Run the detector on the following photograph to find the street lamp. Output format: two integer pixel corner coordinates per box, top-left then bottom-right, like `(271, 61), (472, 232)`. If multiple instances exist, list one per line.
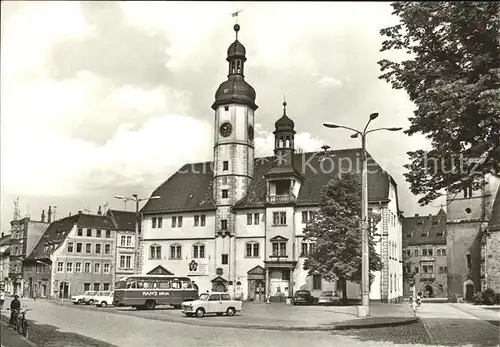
(114, 194), (161, 275)
(323, 114), (402, 317)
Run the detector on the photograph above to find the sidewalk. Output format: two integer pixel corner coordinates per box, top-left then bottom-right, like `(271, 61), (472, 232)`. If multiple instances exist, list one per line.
(0, 321), (37, 347)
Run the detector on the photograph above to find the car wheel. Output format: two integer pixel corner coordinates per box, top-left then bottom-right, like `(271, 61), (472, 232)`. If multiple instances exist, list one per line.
(101, 301), (108, 308)
(77, 299), (84, 305)
(195, 308), (205, 317)
(88, 300), (94, 305)
(226, 307), (236, 316)
(145, 300), (156, 310)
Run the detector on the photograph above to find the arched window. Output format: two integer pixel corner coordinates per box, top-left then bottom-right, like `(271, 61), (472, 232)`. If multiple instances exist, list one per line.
(245, 241), (259, 257)
(231, 61), (236, 74)
(236, 60), (241, 73)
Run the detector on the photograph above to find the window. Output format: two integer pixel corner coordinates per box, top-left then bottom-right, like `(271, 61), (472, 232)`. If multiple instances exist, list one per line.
(84, 262), (91, 273)
(439, 266), (444, 274)
(301, 242), (312, 256)
(193, 244), (205, 258)
(423, 249), (428, 256)
(428, 249), (433, 256)
(272, 212), (287, 225)
(93, 283), (100, 291)
(150, 245), (162, 259)
(95, 244), (101, 254)
(224, 106), (229, 111)
(223, 161), (229, 170)
(272, 242), (287, 256)
(57, 262), (64, 272)
(104, 244), (111, 255)
(221, 219), (228, 230)
(77, 228), (83, 236)
(221, 254), (229, 265)
(247, 213), (253, 225)
(194, 215), (200, 226)
(86, 243), (92, 254)
(254, 213), (259, 224)
(466, 254), (472, 270)
(413, 249), (419, 256)
(105, 230), (111, 238)
(152, 217), (157, 228)
(313, 275), (322, 290)
(120, 255), (132, 269)
(67, 242), (74, 253)
(120, 236), (132, 247)
(302, 211), (316, 223)
(200, 215), (206, 227)
(94, 263), (101, 273)
(222, 189), (228, 198)
(245, 242), (259, 257)
(444, 266), (448, 273)
(438, 284), (444, 293)
(172, 216), (183, 227)
(414, 266), (419, 273)
(157, 217), (163, 228)
(422, 265), (433, 273)
(75, 262), (82, 273)
(66, 262), (73, 273)
(421, 233), (427, 238)
(87, 228), (92, 237)
(103, 263), (110, 273)
(96, 229), (102, 238)
(440, 249), (446, 256)
(222, 176), (228, 185)
(221, 293), (231, 300)
(170, 245), (182, 259)
(84, 283), (91, 291)
(103, 283), (110, 291)
(209, 294), (221, 301)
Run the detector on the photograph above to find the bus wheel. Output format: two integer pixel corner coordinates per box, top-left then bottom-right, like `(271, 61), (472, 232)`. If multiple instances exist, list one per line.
(145, 300), (156, 310)
(195, 308), (205, 317)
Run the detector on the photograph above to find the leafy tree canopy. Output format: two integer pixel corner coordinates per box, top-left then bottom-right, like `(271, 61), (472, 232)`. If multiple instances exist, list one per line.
(302, 172), (382, 284)
(378, 2), (500, 206)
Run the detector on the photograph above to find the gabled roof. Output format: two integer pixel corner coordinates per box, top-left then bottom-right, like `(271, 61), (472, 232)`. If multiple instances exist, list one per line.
(26, 212), (115, 261)
(141, 149), (393, 214)
(107, 209), (136, 231)
(403, 209), (447, 245)
(487, 186), (500, 230)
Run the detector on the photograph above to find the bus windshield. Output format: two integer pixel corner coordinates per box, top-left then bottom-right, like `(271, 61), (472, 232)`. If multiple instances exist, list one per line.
(115, 281), (127, 289)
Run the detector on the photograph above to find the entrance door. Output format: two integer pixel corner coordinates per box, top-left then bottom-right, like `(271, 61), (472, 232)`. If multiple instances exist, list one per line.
(59, 282), (69, 299)
(425, 285), (433, 298)
(465, 284), (474, 302)
(254, 280), (265, 302)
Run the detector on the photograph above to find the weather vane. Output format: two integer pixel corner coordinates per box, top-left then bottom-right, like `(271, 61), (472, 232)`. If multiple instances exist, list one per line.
(232, 9), (243, 24)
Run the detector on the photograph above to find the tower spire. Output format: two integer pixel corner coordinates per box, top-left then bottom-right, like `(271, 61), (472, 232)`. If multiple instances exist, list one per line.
(283, 96), (287, 116)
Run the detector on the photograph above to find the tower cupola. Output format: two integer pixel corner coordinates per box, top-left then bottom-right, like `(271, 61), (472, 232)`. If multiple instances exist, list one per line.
(212, 24), (258, 111)
(273, 100), (296, 167)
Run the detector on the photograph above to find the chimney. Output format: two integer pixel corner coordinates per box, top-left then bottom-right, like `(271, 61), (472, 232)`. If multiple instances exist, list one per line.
(69, 212), (72, 217)
(41, 209), (45, 223)
(1, 232), (3, 238)
(48, 206), (52, 223)
(78, 210), (82, 215)
(98, 206), (102, 216)
(415, 214), (419, 217)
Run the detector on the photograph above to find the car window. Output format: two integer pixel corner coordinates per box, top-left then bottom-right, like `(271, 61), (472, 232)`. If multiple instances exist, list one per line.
(221, 294), (231, 301)
(209, 294), (221, 301)
(199, 293), (209, 301)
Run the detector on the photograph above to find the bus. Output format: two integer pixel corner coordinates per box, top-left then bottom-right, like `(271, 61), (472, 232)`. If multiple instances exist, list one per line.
(113, 275), (199, 310)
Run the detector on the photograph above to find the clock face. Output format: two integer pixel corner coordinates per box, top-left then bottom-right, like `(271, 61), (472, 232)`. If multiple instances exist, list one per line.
(220, 122), (232, 137)
(248, 126), (254, 140)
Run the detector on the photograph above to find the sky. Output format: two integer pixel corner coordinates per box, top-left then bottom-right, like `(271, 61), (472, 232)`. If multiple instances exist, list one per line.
(0, 1), (445, 233)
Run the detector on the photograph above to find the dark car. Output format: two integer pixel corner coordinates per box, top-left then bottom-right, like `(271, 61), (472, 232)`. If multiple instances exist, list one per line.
(292, 290), (314, 305)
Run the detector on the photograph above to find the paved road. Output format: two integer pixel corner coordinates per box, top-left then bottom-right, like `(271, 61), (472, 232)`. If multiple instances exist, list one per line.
(1, 301), (498, 347)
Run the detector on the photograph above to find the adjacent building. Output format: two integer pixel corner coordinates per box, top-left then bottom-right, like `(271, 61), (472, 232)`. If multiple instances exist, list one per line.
(482, 183), (500, 293)
(139, 23), (404, 303)
(25, 211), (116, 298)
(0, 233), (12, 295)
(446, 173), (500, 302)
(402, 209), (447, 298)
(9, 210), (50, 296)
(106, 209), (137, 283)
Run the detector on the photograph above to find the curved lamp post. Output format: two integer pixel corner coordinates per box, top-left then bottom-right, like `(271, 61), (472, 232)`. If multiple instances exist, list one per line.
(114, 195), (161, 275)
(324, 113), (402, 317)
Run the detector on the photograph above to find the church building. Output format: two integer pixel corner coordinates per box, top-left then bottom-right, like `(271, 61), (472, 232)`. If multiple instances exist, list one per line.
(139, 24), (404, 303)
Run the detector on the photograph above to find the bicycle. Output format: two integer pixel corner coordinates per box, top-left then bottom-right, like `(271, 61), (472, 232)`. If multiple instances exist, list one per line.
(16, 308), (31, 338)
(9, 308), (20, 330)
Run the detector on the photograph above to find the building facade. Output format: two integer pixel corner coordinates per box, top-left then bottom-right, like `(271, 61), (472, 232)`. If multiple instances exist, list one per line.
(106, 209), (137, 283)
(446, 173), (500, 302)
(402, 209), (447, 298)
(0, 233), (12, 295)
(139, 23), (403, 303)
(9, 210), (50, 297)
(25, 211), (116, 298)
(482, 182), (500, 293)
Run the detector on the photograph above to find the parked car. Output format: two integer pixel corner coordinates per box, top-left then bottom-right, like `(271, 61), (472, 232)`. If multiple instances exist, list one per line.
(94, 291), (114, 308)
(71, 291), (97, 305)
(317, 291), (341, 305)
(181, 292), (243, 317)
(292, 290), (314, 305)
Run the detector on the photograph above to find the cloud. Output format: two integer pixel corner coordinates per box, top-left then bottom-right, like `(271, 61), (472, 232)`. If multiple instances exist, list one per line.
(317, 76), (343, 89)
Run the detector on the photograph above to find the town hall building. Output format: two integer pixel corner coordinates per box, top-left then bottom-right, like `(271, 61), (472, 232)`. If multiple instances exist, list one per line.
(139, 24), (404, 303)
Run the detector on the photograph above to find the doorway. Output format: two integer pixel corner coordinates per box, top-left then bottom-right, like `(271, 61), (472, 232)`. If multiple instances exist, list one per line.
(59, 281), (70, 299)
(465, 283), (474, 302)
(425, 284), (433, 298)
(253, 280), (265, 302)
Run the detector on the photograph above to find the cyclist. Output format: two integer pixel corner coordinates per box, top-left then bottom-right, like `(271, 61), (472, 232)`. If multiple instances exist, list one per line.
(9, 295), (21, 327)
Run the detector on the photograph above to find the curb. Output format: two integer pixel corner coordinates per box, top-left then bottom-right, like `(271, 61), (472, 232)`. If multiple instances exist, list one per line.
(46, 300), (420, 331)
(0, 318), (38, 347)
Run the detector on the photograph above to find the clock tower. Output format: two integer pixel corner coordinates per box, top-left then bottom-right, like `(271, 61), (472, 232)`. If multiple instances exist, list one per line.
(211, 24), (257, 291)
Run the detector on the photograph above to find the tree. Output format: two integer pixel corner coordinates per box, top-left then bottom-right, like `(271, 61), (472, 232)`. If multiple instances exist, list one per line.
(378, 2), (500, 206)
(302, 172), (382, 299)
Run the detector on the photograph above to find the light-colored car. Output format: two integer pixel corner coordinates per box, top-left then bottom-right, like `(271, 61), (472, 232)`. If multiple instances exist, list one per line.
(181, 292), (243, 318)
(94, 291), (113, 308)
(71, 291), (97, 305)
(317, 291), (341, 305)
